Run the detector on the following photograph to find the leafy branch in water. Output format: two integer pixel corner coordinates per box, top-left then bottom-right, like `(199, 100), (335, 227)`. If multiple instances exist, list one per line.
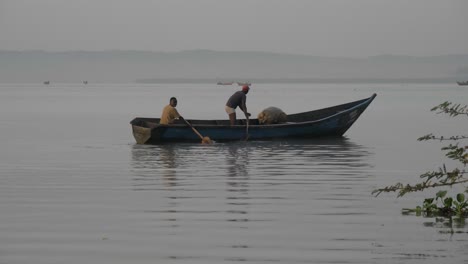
(372, 169), (468, 197)
(418, 134), (468, 141)
(372, 101), (468, 219)
(431, 101), (468, 117)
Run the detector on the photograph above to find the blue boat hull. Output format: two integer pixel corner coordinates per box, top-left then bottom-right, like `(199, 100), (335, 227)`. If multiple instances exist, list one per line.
(130, 94), (376, 144)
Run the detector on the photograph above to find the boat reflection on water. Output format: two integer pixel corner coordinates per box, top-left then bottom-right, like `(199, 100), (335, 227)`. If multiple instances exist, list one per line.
(130, 138), (374, 258)
(130, 138), (374, 190)
(130, 138), (373, 216)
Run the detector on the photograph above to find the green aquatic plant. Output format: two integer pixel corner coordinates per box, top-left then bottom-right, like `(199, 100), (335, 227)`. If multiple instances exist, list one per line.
(454, 193), (468, 218)
(373, 102), (468, 220)
(401, 190), (468, 218)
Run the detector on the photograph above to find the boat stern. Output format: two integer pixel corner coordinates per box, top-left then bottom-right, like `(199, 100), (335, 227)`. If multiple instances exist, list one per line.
(132, 125), (152, 144)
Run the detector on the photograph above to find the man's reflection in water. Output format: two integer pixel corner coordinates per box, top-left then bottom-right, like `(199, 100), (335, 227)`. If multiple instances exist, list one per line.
(131, 144), (180, 228)
(226, 143), (250, 177)
(224, 143), (251, 238)
(158, 145), (178, 187)
(131, 144), (178, 189)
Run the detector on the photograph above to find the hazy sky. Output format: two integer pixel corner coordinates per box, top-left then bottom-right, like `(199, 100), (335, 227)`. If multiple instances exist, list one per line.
(1, 0), (467, 57)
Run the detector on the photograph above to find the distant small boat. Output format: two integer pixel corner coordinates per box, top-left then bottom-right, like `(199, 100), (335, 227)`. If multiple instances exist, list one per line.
(457, 81), (468, 86)
(43, 81), (50, 85)
(237, 82), (251, 86)
(83, 81), (88, 85)
(217, 82), (233, 85)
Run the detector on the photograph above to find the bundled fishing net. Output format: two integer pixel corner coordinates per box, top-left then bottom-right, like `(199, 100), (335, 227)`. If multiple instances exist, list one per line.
(257, 107), (287, 124)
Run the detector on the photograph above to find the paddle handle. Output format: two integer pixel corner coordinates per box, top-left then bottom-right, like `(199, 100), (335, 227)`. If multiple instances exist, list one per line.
(183, 119), (204, 140)
(244, 112), (249, 140)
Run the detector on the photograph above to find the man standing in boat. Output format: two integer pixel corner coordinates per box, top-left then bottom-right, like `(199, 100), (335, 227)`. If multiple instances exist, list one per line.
(225, 85), (251, 126)
(160, 97), (183, 124)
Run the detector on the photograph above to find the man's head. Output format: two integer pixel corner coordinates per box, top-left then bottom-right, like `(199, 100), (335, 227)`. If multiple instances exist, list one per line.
(242, 85), (250, 94)
(170, 97), (178, 107)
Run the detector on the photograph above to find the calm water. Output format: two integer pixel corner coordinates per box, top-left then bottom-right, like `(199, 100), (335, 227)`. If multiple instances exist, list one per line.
(0, 83), (467, 264)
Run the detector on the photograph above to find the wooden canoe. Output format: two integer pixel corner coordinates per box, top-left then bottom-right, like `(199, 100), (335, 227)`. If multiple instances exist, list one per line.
(130, 93), (377, 144)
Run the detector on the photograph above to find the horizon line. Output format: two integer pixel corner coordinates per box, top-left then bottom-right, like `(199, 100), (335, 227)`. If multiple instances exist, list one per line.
(1, 49), (467, 59)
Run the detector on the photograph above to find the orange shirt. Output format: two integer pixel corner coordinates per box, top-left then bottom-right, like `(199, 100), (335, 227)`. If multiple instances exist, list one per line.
(160, 104), (180, 124)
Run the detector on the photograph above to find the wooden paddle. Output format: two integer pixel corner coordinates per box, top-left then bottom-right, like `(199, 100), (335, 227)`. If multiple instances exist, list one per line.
(244, 112), (250, 141)
(182, 118), (213, 144)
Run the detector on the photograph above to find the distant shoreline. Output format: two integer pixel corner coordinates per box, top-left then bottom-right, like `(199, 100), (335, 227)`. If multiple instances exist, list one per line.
(135, 77), (460, 84)
(0, 78), (462, 85)
(1, 50), (467, 83)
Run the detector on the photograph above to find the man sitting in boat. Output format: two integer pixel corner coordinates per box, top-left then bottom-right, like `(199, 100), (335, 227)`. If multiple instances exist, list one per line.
(160, 97), (183, 125)
(225, 85), (251, 126)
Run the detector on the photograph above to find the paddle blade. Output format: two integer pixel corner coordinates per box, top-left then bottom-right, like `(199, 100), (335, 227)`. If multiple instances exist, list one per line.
(201, 136), (213, 144)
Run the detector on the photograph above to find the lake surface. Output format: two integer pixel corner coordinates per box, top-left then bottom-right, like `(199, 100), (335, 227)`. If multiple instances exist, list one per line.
(0, 82), (467, 264)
